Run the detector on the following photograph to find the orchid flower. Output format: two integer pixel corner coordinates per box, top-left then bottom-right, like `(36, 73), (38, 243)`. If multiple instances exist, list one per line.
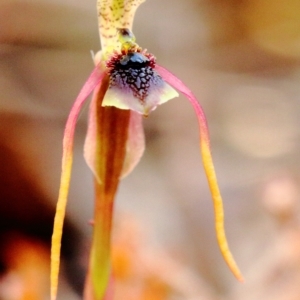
(51, 0), (243, 299)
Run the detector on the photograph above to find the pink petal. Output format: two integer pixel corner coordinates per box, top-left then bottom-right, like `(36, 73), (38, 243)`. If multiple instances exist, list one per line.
(155, 64), (244, 282)
(84, 83), (102, 183)
(84, 90), (145, 182)
(120, 111), (145, 178)
(51, 65), (105, 300)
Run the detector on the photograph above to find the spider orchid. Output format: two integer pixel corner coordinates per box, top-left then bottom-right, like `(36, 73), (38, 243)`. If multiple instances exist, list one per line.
(51, 0), (243, 299)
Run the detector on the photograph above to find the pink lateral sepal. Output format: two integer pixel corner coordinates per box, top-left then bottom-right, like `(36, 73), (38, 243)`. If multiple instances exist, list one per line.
(155, 64), (244, 282)
(51, 65), (106, 300)
(155, 65), (209, 137)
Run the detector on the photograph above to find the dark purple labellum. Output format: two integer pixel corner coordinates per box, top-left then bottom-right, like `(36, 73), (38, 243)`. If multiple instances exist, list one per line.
(107, 50), (165, 104)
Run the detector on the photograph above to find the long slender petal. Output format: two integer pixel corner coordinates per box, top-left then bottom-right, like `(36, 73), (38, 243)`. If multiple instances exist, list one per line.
(155, 64), (244, 282)
(51, 66), (105, 300)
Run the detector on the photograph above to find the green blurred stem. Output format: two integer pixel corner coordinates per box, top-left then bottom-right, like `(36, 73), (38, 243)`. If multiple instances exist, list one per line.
(84, 77), (130, 299)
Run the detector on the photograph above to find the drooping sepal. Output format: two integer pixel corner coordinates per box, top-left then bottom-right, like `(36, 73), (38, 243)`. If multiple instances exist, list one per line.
(51, 66), (105, 300)
(155, 64), (244, 282)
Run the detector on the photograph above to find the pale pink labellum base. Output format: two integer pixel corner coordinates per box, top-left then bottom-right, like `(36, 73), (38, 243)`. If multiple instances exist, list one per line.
(51, 65), (106, 300)
(155, 64), (244, 282)
(102, 78), (178, 116)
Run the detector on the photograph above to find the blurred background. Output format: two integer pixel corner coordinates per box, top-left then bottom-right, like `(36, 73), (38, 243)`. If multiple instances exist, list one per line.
(1, 0), (300, 299)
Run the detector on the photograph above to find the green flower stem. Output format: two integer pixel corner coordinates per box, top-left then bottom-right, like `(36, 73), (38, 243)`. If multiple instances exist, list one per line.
(85, 77), (130, 299)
